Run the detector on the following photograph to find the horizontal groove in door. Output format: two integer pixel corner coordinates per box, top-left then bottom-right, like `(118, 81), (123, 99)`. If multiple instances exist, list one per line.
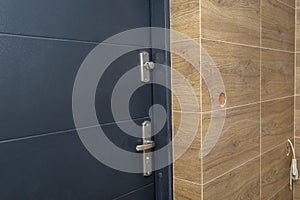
(0, 0), (151, 46)
(0, 120), (154, 200)
(0, 35), (152, 140)
(113, 183), (155, 200)
(0, 116), (151, 144)
(0, 32), (152, 48)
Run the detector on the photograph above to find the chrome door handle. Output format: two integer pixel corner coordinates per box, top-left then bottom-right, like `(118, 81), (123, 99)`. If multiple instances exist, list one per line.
(136, 121), (154, 176)
(136, 140), (155, 151)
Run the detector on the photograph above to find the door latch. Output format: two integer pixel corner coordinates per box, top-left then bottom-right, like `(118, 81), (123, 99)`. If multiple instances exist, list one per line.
(140, 52), (155, 83)
(136, 121), (155, 176)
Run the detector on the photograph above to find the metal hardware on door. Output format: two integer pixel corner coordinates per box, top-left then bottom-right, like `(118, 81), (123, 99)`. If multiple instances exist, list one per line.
(140, 52), (155, 83)
(136, 141), (155, 151)
(136, 121), (155, 176)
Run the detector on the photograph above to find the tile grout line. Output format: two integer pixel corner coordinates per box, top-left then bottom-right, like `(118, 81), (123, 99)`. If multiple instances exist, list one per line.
(199, 0), (203, 198)
(169, 0), (175, 196)
(202, 139), (290, 186)
(202, 154), (260, 186)
(171, 37), (200, 44)
(174, 36), (295, 54)
(257, 95), (293, 103)
(173, 94), (295, 115)
(267, 183), (290, 200)
(294, 3), (297, 199)
(201, 95), (294, 114)
(174, 177), (202, 186)
(259, 0), (262, 198)
(263, 135), (294, 155)
(276, 0), (296, 9)
(202, 37), (295, 54)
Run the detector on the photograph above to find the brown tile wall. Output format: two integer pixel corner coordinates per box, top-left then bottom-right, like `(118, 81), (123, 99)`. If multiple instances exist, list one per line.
(295, 1), (300, 200)
(171, 0), (295, 199)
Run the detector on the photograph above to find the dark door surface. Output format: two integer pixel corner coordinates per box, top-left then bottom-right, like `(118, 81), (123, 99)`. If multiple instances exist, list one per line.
(0, 0), (171, 199)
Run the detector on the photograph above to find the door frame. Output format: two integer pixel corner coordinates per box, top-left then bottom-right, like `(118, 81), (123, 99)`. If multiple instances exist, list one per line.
(150, 0), (173, 199)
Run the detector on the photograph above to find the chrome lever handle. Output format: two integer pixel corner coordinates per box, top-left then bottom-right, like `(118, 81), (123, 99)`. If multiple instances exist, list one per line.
(137, 121), (154, 176)
(136, 140), (155, 152)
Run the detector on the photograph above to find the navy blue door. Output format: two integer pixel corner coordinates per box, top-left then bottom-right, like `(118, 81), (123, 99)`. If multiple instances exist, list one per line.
(0, 1), (171, 199)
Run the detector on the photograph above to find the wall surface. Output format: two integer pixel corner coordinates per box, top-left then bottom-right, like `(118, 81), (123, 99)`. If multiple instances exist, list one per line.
(295, 1), (300, 199)
(171, 0), (295, 199)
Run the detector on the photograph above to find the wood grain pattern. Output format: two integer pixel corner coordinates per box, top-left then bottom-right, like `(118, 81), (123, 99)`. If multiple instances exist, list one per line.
(279, 0), (295, 7)
(262, 0), (295, 51)
(294, 182), (300, 200)
(202, 0), (260, 46)
(261, 49), (294, 101)
(295, 138), (300, 199)
(261, 143), (292, 200)
(261, 97), (294, 153)
(173, 112), (201, 183)
(202, 104), (260, 183)
(202, 40), (260, 111)
(297, 10), (300, 51)
(268, 184), (292, 200)
(296, 54), (300, 94)
(296, 97), (300, 137)
(170, 0), (199, 41)
(174, 178), (201, 200)
(171, 0), (296, 198)
(171, 40), (200, 112)
(203, 158), (260, 200)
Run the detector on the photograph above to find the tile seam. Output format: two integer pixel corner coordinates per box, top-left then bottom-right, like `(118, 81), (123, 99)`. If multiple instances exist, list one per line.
(276, 0), (296, 9)
(174, 177), (202, 186)
(259, 0), (262, 198)
(202, 139), (290, 186)
(202, 37), (295, 53)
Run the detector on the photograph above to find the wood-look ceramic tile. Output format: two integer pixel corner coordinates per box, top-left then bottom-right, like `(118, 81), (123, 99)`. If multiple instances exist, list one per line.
(174, 178), (201, 200)
(297, 10), (300, 51)
(296, 54), (300, 94)
(261, 49), (294, 101)
(262, 0), (295, 51)
(173, 112), (201, 183)
(203, 158), (260, 200)
(202, 40), (260, 111)
(170, 0), (199, 41)
(296, 97), (300, 137)
(261, 143), (292, 200)
(202, 0), (260, 46)
(295, 138), (300, 199)
(268, 184), (292, 200)
(261, 97), (294, 153)
(280, 0), (295, 7)
(172, 40), (200, 112)
(202, 104), (260, 183)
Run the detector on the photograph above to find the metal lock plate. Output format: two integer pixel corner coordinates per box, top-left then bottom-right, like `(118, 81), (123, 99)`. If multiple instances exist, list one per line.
(140, 52), (154, 83)
(136, 121), (155, 176)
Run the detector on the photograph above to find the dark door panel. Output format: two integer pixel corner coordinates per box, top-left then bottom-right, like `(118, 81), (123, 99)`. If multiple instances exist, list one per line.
(0, 0), (150, 44)
(0, 119), (153, 200)
(114, 184), (155, 200)
(0, 36), (151, 140)
(0, 0), (172, 199)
